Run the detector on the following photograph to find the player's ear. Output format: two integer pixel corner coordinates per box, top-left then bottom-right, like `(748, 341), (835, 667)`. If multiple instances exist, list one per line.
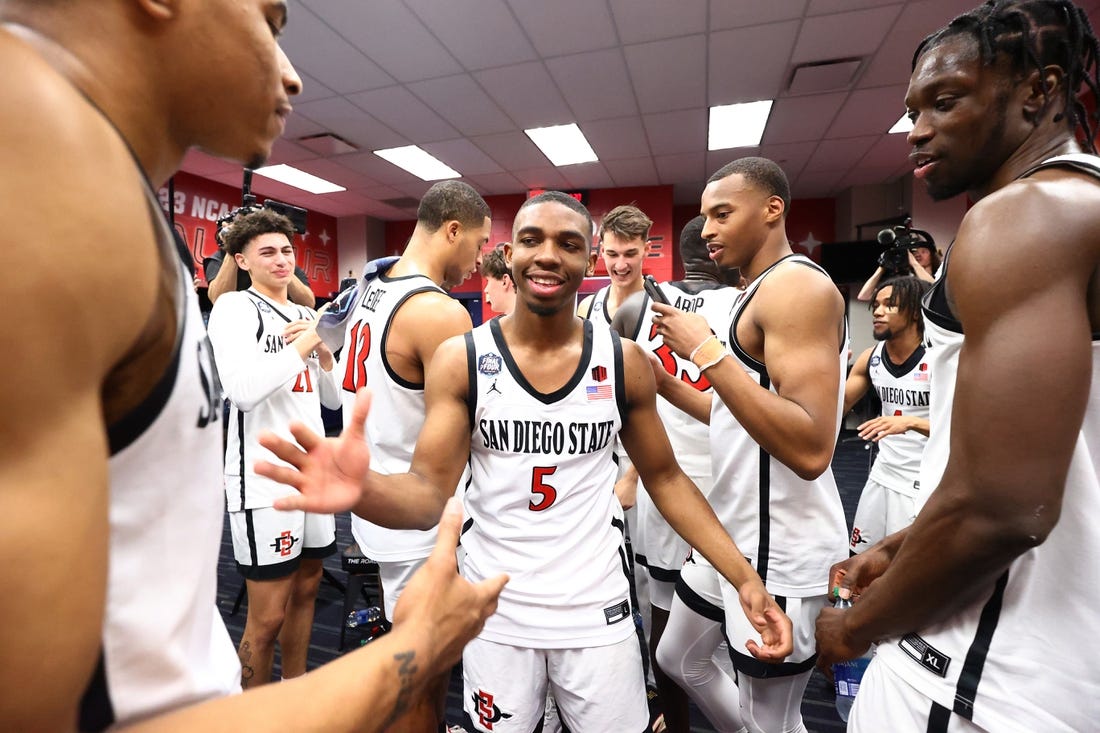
(135, 0), (177, 22)
(586, 246), (597, 277)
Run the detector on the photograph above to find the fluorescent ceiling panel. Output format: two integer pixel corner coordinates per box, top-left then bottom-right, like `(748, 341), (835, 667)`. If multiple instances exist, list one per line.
(708, 100), (773, 150)
(889, 114), (914, 134)
(374, 145), (461, 181)
(252, 164), (346, 194)
(524, 123), (599, 166)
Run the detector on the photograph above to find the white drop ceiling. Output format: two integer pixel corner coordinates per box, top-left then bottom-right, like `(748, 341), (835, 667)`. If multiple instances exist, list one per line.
(181, 0), (1100, 220)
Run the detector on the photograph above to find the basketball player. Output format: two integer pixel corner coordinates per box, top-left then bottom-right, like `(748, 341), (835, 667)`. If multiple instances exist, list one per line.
(652, 157), (849, 733)
(610, 215), (741, 733)
(577, 204), (652, 323)
(257, 191), (793, 732)
(844, 276), (931, 554)
(481, 243), (517, 315)
(815, 2), (1100, 730)
(335, 178), (490, 730)
(0, 2), (504, 730)
(206, 207), (340, 687)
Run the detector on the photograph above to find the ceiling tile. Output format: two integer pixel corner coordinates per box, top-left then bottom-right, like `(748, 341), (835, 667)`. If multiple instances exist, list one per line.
(826, 84), (908, 137)
(512, 167), (573, 190)
(582, 117), (651, 161)
(422, 139), (505, 176)
(547, 49), (638, 122)
(294, 96), (408, 150)
(301, 0), (462, 83)
(347, 86), (460, 143)
(857, 0), (980, 88)
(561, 162), (615, 190)
(708, 21), (801, 104)
(339, 152), (422, 185)
(405, 0), (537, 70)
(654, 152), (706, 184)
(610, 0), (707, 44)
(643, 109), (707, 156)
(857, 133), (910, 168)
(804, 135), (878, 172)
(710, 0), (808, 29)
(790, 6), (902, 65)
(279, 4), (393, 93)
(509, 0), (617, 56)
(467, 172), (526, 196)
(604, 157), (660, 187)
(472, 131), (551, 170)
(763, 92), (847, 144)
(475, 62), (574, 129)
(624, 35), (707, 113)
(406, 74), (515, 137)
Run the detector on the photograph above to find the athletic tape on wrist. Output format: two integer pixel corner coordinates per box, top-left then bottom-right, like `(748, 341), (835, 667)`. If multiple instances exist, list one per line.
(689, 335), (726, 372)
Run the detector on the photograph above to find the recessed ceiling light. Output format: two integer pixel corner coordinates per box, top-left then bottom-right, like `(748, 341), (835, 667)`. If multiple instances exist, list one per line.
(524, 123), (598, 167)
(252, 164), (346, 194)
(374, 145), (461, 181)
(889, 114), (914, 134)
(708, 101), (773, 150)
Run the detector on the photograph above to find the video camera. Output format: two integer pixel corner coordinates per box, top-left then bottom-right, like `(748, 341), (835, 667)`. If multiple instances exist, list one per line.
(215, 169), (309, 248)
(876, 219), (935, 275)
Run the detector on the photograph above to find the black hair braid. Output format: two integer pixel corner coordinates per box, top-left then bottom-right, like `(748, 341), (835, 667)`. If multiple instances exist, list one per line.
(914, 1), (1100, 153)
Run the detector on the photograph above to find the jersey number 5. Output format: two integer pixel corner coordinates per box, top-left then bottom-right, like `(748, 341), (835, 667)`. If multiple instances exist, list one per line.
(529, 466), (558, 511)
(341, 320), (371, 392)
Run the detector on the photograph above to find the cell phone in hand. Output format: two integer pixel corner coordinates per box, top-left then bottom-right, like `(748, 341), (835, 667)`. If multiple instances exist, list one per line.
(643, 274), (670, 305)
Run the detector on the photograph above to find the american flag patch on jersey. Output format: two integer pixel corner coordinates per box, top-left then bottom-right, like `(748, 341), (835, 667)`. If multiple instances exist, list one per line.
(586, 384), (612, 401)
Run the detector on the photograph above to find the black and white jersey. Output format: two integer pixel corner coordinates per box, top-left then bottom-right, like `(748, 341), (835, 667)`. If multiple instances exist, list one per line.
(207, 290), (341, 511)
(582, 284), (613, 326)
(874, 155), (1100, 732)
(336, 270), (443, 561)
(463, 318), (635, 648)
(708, 255), (848, 597)
(866, 340), (930, 495)
(81, 187), (239, 730)
(628, 280), (740, 477)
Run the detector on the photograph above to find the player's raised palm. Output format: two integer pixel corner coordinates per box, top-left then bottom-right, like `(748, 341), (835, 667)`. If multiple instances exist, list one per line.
(256, 388), (373, 514)
(737, 580), (794, 662)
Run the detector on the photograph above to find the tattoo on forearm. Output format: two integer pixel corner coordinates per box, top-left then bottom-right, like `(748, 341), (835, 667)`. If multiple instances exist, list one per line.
(382, 651), (419, 727)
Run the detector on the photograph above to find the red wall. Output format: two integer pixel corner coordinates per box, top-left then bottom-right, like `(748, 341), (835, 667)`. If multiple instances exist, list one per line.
(159, 171), (340, 297)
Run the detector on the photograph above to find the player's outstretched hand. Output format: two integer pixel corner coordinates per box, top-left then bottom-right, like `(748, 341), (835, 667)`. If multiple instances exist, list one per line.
(393, 496), (508, 676)
(737, 579), (794, 661)
(256, 388), (373, 513)
(857, 415), (912, 442)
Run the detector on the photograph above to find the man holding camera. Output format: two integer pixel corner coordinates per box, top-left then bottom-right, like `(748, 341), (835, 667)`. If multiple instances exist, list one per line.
(856, 226), (939, 302)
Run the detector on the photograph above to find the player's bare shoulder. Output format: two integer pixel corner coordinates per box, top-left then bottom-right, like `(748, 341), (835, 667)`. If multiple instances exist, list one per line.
(2, 28), (165, 381)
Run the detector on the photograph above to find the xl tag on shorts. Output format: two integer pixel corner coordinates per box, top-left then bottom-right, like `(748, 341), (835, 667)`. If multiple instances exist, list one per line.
(899, 633), (951, 677)
(603, 600), (630, 625)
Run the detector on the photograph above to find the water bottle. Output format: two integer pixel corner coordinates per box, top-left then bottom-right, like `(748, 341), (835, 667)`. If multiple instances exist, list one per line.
(346, 606), (390, 646)
(831, 588), (873, 722)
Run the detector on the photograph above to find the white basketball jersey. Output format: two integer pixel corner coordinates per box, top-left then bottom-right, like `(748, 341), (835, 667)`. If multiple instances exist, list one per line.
(463, 318), (635, 648)
(873, 154), (1100, 731)
(81, 189), (239, 730)
(208, 290), (340, 511)
(584, 284), (613, 326)
(708, 255), (848, 597)
(630, 280), (740, 477)
(337, 271), (442, 560)
(866, 340), (930, 495)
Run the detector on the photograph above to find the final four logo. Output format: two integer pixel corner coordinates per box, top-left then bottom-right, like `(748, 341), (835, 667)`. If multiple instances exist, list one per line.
(478, 352), (502, 376)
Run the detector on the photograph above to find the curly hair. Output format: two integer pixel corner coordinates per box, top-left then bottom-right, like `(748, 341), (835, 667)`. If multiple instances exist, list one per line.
(222, 207), (296, 256)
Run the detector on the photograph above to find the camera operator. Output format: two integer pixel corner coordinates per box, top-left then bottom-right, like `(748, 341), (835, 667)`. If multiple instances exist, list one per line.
(205, 211), (316, 308)
(856, 224), (940, 302)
